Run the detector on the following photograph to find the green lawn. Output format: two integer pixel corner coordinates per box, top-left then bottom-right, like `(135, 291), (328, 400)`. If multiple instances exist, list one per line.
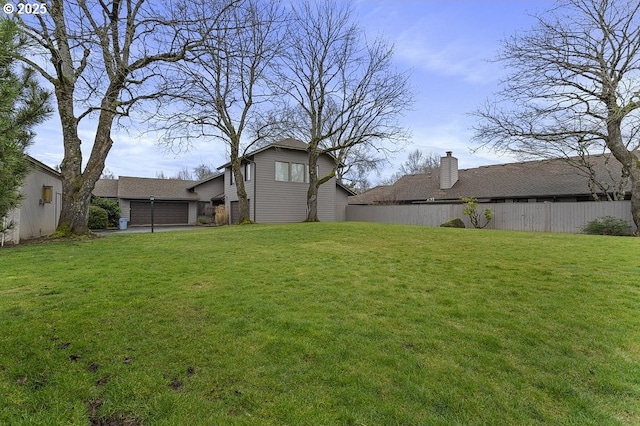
(1, 222), (639, 425)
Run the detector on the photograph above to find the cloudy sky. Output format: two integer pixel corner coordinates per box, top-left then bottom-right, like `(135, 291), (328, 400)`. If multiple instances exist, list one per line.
(27, 0), (554, 183)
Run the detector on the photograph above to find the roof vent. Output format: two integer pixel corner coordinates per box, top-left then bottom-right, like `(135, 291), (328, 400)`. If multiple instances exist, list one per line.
(440, 151), (458, 190)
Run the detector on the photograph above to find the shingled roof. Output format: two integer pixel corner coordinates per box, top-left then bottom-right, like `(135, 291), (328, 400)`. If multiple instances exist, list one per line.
(350, 152), (631, 205)
(93, 177), (200, 201)
(217, 138), (309, 169)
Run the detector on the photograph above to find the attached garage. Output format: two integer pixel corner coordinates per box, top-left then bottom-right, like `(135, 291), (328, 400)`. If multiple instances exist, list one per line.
(129, 201), (189, 225)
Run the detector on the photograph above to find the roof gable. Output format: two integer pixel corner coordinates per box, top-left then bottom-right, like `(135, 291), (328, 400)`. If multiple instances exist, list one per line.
(187, 172), (224, 190)
(26, 155), (61, 179)
(217, 138), (340, 169)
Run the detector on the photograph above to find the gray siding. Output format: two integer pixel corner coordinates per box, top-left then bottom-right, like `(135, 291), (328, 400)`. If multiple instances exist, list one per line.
(335, 186), (350, 221)
(346, 201), (635, 234)
(193, 176), (224, 201)
(225, 164), (256, 222)
(253, 149), (337, 223)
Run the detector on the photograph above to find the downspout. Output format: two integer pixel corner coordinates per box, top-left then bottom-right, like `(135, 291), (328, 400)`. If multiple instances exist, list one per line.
(249, 159), (257, 222)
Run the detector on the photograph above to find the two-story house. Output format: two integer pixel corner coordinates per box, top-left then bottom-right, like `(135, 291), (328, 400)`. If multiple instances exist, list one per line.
(192, 138), (354, 224)
(94, 139), (354, 226)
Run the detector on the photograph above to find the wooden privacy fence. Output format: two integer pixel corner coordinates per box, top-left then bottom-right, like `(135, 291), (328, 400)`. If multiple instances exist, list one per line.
(345, 201), (634, 234)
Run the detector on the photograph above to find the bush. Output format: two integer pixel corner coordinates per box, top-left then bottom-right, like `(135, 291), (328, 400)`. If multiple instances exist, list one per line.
(461, 197), (493, 229)
(91, 197), (121, 227)
(88, 205), (108, 230)
(441, 218), (465, 228)
(582, 216), (630, 236)
(197, 215), (214, 225)
(214, 205), (228, 226)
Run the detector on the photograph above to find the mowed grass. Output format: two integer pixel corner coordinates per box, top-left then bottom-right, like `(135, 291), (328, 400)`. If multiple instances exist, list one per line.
(0, 222), (639, 425)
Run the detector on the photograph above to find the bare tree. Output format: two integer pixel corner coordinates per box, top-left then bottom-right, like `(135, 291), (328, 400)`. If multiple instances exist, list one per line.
(100, 169), (116, 180)
(336, 144), (385, 193)
(399, 149), (440, 175)
(16, 0), (237, 235)
(157, 0), (285, 224)
(277, 1), (412, 222)
(193, 163), (216, 180)
(472, 0), (640, 233)
(381, 149), (439, 185)
(173, 166), (193, 180)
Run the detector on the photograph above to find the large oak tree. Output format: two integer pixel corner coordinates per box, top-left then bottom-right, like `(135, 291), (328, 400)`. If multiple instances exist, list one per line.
(16, 0), (237, 235)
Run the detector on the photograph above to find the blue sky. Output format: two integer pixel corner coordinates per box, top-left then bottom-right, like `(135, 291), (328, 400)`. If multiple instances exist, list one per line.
(27, 0), (554, 183)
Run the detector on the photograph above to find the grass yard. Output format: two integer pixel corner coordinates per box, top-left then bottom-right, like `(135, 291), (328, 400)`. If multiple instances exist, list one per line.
(0, 222), (639, 425)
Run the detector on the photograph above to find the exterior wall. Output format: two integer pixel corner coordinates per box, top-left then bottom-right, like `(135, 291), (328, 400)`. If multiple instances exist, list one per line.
(119, 199), (131, 222)
(5, 167), (63, 243)
(335, 186), (350, 221)
(2, 208), (19, 246)
(193, 176), (224, 201)
(252, 148), (336, 223)
(188, 202), (197, 225)
(346, 200), (635, 234)
(225, 164), (256, 222)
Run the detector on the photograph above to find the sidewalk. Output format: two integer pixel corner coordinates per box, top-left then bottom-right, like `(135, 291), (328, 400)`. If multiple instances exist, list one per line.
(95, 225), (200, 236)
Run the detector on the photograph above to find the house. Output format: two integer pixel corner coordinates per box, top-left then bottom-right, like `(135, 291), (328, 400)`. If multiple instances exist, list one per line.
(193, 138), (355, 224)
(350, 151), (632, 205)
(93, 139), (354, 225)
(2, 156), (62, 245)
(93, 176), (201, 225)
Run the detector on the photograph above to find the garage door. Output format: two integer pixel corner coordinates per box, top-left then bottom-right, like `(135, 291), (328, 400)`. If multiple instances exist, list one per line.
(130, 201), (189, 225)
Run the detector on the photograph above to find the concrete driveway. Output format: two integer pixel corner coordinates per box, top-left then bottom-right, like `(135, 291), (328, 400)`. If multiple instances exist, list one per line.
(95, 225), (202, 236)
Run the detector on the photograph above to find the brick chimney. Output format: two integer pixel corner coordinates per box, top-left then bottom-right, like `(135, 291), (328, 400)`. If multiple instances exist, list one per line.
(439, 151), (458, 190)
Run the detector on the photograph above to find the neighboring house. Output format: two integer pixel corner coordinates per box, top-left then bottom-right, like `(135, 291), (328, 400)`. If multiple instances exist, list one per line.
(212, 138), (355, 224)
(2, 156), (62, 245)
(93, 176), (200, 225)
(92, 139), (354, 226)
(350, 151), (632, 205)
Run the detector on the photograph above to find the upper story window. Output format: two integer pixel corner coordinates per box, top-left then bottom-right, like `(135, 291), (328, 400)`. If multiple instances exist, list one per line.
(275, 161), (289, 181)
(275, 161), (311, 183)
(230, 163), (251, 185)
(291, 163), (305, 183)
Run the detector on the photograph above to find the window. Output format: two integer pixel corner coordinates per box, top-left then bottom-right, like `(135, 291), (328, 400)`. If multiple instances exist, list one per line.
(42, 186), (52, 203)
(244, 163), (251, 181)
(291, 163), (305, 182)
(275, 161), (289, 181)
(230, 169), (235, 185)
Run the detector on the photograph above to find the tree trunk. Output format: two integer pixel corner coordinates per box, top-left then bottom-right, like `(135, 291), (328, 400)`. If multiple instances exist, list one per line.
(305, 150), (319, 222)
(606, 118), (640, 234)
(55, 82), (117, 235)
(230, 155), (251, 224)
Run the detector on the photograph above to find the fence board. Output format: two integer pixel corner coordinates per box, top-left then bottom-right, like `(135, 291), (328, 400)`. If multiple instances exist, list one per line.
(346, 201), (634, 234)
